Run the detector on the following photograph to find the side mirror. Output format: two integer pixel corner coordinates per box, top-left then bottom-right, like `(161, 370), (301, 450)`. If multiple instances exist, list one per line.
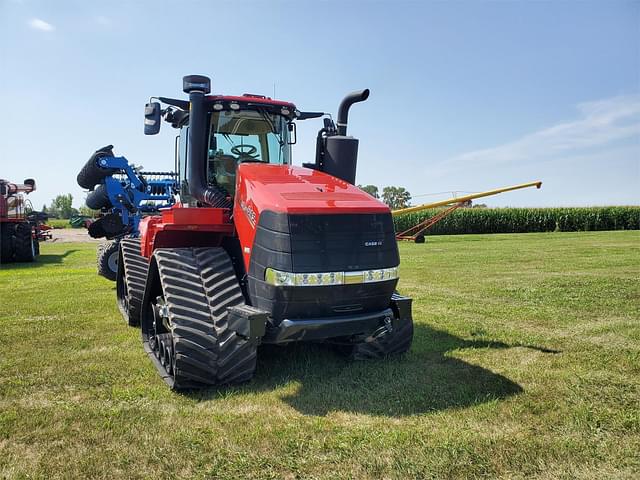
(297, 111), (325, 120)
(144, 102), (161, 135)
(287, 122), (297, 145)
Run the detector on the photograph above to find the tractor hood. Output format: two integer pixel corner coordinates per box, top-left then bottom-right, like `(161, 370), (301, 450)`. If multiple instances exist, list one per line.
(235, 164), (389, 215)
(233, 163), (399, 318)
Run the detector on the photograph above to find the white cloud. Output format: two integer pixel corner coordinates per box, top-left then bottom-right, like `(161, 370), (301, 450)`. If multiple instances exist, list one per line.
(443, 94), (640, 169)
(28, 18), (55, 32)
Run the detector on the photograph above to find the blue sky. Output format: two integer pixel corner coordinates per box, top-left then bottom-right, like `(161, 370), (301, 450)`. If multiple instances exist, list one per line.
(1, 0), (638, 209)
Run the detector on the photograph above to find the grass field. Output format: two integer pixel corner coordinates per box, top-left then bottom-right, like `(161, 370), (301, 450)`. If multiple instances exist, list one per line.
(46, 219), (71, 229)
(1, 231), (638, 479)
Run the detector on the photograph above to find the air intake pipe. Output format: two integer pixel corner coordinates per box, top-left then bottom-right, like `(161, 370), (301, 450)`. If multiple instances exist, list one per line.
(336, 89), (369, 136)
(183, 75), (229, 207)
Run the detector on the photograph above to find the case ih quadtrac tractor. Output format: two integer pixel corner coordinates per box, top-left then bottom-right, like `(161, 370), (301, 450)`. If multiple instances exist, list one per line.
(80, 75), (413, 389)
(0, 178), (39, 263)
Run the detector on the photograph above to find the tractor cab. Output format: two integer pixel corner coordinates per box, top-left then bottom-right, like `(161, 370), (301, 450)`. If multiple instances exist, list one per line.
(166, 93), (297, 203)
(206, 106), (293, 197)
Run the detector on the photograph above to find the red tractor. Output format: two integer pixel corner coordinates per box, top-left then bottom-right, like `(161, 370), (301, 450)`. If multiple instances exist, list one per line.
(80, 75), (413, 389)
(0, 178), (39, 263)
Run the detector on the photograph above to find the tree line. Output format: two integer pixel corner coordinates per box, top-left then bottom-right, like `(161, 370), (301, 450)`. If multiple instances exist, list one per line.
(41, 194), (94, 219)
(358, 185), (411, 210)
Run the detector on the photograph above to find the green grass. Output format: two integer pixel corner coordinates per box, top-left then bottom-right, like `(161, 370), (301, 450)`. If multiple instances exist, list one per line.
(1, 232), (638, 479)
(46, 218), (71, 229)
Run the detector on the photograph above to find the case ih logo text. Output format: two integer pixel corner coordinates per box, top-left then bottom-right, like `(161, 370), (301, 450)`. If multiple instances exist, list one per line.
(364, 240), (383, 247)
(240, 199), (257, 227)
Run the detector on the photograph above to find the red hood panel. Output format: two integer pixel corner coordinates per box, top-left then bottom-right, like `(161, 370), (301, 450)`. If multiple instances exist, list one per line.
(237, 164), (389, 214)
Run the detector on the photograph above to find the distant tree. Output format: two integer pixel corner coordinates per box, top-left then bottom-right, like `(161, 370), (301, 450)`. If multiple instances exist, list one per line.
(78, 205), (98, 217)
(41, 204), (48, 213)
(49, 194), (76, 219)
(382, 186), (411, 210)
(358, 184), (379, 199)
(472, 203), (488, 208)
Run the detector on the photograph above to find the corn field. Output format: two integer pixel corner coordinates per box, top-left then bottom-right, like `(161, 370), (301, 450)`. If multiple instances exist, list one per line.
(393, 206), (640, 236)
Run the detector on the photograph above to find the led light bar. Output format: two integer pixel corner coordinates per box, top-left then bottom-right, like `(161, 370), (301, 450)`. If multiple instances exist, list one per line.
(265, 267), (399, 287)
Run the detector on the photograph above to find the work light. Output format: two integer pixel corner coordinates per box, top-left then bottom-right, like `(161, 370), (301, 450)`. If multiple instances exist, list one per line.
(265, 267), (398, 287)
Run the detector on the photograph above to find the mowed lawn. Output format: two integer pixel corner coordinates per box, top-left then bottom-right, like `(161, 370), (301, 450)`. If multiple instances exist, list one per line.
(0, 231), (638, 479)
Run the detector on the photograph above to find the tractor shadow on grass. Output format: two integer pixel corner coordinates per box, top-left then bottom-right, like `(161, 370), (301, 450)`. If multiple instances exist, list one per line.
(193, 324), (558, 417)
(1, 250), (79, 269)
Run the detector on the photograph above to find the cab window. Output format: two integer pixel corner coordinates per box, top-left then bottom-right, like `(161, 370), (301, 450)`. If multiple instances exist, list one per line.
(208, 109), (291, 196)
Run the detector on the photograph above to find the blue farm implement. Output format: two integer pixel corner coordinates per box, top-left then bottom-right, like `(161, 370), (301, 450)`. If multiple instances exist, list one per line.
(77, 145), (177, 280)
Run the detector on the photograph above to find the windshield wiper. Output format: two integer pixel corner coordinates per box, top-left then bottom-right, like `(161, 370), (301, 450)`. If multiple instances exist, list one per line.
(257, 109), (285, 148)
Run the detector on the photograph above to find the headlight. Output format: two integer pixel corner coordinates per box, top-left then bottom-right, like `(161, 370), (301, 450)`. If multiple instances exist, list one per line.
(264, 267), (398, 287)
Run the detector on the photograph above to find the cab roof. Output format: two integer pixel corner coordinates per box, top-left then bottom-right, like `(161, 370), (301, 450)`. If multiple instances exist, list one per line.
(205, 94), (296, 110)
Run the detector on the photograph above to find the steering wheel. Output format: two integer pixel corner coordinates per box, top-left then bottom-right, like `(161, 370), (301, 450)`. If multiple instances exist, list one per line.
(231, 145), (259, 160)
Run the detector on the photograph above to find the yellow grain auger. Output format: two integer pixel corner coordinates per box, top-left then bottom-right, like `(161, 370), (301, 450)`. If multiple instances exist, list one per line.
(393, 181), (542, 243)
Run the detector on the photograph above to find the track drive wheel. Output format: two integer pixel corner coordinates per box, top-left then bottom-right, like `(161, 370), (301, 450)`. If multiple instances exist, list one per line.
(14, 222), (36, 262)
(97, 240), (119, 281)
(140, 247), (257, 390)
(116, 238), (148, 327)
(1, 223), (15, 263)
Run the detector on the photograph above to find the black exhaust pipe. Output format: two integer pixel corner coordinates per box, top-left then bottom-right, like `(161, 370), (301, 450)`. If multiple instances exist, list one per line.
(183, 75), (229, 207)
(315, 88), (370, 184)
(336, 89), (369, 136)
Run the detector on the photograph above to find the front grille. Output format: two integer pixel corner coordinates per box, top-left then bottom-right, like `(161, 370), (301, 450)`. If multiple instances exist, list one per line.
(248, 210), (399, 320)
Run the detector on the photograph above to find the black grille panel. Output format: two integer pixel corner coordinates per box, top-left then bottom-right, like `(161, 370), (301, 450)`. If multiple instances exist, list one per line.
(248, 211), (399, 320)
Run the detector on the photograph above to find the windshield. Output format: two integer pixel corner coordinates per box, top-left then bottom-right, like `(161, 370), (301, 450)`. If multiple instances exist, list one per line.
(207, 109), (291, 196)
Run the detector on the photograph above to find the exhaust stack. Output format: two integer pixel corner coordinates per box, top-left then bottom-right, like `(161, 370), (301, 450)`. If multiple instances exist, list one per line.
(183, 75), (228, 207)
(336, 89), (370, 136)
(316, 89), (370, 185)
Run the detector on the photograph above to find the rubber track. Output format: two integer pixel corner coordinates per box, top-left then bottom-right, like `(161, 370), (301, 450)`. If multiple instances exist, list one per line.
(350, 320), (413, 359)
(348, 294), (414, 360)
(117, 238), (148, 326)
(97, 240), (119, 281)
(86, 184), (113, 210)
(193, 248), (256, 383)
(14, 222), (36, 262)
(149, 247), (256, 389)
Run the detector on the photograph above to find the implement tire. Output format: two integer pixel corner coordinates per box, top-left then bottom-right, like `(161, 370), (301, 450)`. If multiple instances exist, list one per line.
(116, 238), (148, 327)
(97, 240), (119, 281)
(14, 222), (36, 263)
(77, 145), (116, 190)
(140, 247), (257, 390)
(86, 184), (112, 210)
(1, 223), (15, 263)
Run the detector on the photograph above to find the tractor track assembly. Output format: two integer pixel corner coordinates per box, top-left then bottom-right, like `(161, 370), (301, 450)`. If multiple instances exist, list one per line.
(140, 247), (257, 390)
(116, 238), (148, 326)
